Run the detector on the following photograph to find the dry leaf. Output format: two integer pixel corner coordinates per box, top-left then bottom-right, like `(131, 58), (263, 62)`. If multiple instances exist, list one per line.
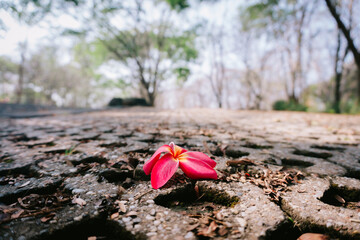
(118, 202), (127, 213)
(17, 181), (31, 189)
(334, 194), (345, 204)
(41, 213), (55, 223)
(110, 212), (119, 220)
(218, 225), (228, 236)
(11, 209), (24, 219)
(226, 158), (254, 167)
(187, 223), (199, 231)
(215, 212), (223, 221)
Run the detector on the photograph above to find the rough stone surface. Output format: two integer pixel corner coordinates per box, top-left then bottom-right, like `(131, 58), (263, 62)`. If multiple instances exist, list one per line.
(0, 108), (359, 239)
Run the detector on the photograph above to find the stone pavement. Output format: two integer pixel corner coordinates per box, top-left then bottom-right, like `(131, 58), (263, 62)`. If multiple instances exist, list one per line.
(0, 108), (359, 240)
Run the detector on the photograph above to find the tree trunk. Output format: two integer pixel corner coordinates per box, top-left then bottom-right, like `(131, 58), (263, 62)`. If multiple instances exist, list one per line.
(333, 30), (342, 114)
(16, 49), (26, 104)
(325, 0), (360, 103)
(334, 72), (341, 113)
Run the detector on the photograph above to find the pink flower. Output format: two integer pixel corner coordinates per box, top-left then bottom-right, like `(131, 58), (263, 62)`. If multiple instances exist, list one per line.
(143, 142), (217, 189)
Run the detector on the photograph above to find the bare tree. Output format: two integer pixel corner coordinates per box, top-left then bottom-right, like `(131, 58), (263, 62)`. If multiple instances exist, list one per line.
(207, 26), (226, 108)
(15, 41), (27, 103)
(325, 0), (360, 103)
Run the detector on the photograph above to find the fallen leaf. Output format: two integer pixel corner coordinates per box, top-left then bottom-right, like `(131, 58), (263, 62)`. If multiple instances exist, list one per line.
(110, 212), (119, 220)
(226, 158), (254, 167)
(218, 225), (228, 236)
(215, 211), (223, 221)
(118, 202), (126, 213)
(11, 209), (24, 219)
(41, 213), (55, 223)
(334, 194), (345, 204)
(187, 223), (199, 231)
(17, 181), (31, 189)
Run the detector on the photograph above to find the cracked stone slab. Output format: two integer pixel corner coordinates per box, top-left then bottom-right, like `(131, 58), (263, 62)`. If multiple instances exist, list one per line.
(117, 180), (285, 240)
(281, 177), (360, 239)
(0, 174), (121, 240)
(0, 177), (63, 204)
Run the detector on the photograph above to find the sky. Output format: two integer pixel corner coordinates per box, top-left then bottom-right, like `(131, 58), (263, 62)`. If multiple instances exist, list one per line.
(0, 0), (352, 109)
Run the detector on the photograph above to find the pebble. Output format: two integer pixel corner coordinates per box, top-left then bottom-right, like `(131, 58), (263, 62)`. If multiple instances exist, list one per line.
(69, 168), (77, 173)
(133, 218), (141, 224)
(235, 217), (247, 227)
(146, 232), (157, 237)
(86, 191), (95, 195)
(72, 188), (85, 194)
(146, 215), (155, 221)
(150, 209), (156, 216)
(74, 215), (83, 221)
(184, 232), (195, 239)
(246, 206), (256, 213)
(146, 200), (154, 204)
(122, 217), (131, 223)
(134, 224), (141, 230)
(154, 220), (161, 226)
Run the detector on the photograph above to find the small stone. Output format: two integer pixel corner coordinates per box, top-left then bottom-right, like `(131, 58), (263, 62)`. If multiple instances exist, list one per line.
(69, 168), (77, 173)
(231, 208), (239, 214)
(146, 200), (154, 204)
(235, 217), (247, 227)
(74, 215), (83, 221)
(122, 217), (131, 223)
(49, 220), (57, 224)
(17, 236), (26, 240)
(72, 188), (85, 194)
(150, 209), (156, 216)
(154, 220), (161, 226)
(246, 206), (256, 213)
(146, 232), (157, 237)
(86, 191), (95, 195)
(146, 215), (155, 221)
(126, 211), (137, 218)
(184, 232), (195, 239)
(133, 217), (141, 224)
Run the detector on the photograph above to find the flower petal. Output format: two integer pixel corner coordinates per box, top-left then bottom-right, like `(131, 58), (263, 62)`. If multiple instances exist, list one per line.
(169, 142), (187, 157)
(143, 144), (172, 175)
(179, 158), (217, 180)
(151, 153), (179, 189)
(179, 151), (216, 168)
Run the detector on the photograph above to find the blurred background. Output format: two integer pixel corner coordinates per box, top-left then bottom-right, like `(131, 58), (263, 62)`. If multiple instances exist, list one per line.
(0, 0), (359, 113)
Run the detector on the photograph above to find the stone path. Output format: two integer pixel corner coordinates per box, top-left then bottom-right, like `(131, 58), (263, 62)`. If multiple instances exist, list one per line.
(0, 108), (359, 240)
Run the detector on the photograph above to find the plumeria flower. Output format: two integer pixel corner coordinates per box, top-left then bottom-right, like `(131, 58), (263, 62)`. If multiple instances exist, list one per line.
(143, 142), (217, 189)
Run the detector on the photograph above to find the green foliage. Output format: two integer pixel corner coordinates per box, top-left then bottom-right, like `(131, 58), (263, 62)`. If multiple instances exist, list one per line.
(174, 67), (190, 83)
(0, 56), (18, 74)
(239, 0), (293, 35)
(163, 32), (198, 61)
(272, 100), (307, 112)
(165, 0), (190, 11)
(1, 0), (83, 26)
(341, 99), (360, 114)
